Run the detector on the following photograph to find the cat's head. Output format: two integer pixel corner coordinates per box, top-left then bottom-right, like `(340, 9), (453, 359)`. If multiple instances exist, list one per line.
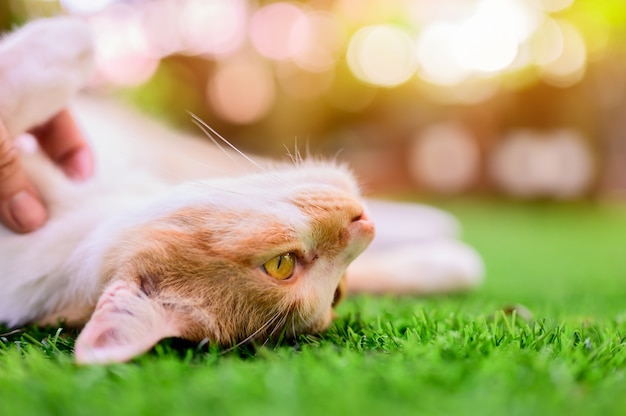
(74, 162), (374, 363)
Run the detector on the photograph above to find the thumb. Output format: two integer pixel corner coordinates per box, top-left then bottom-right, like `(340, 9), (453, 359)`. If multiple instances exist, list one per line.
(0, 119), (47, 233)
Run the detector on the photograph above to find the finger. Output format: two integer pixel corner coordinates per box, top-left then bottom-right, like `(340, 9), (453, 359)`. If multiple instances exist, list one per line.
(31, 109), (94, 180)
(0, 119), (47, 233)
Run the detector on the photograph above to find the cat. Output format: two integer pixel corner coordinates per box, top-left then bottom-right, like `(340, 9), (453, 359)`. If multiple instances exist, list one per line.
(0, 17), (483, 364)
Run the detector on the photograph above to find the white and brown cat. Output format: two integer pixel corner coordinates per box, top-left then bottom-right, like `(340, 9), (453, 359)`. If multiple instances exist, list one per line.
(0, 18), (483, 364)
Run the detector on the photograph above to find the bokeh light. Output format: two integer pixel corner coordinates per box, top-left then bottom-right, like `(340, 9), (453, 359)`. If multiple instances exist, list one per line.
(409, 123), (480, 194)
(207, 56), (276, 124)
(60, 0), (116, 14)
(276, 61), (334, 101)
(347, 25), (418, 87)
(456, 4), (520, 73)
(10, 0), (621, 198)
(416, 22), (470, 86)
(489, 130), (593, 198)
(530, 17), (564, 66)
(538, 19), (586, 87)
(249, 2), (305, 61)
(291, 11), (346, 73)
(142, 0), (185, 57)
(89, 5), (159, 86)
(540, 0), (574, 13)
(178, 0), (247, 57)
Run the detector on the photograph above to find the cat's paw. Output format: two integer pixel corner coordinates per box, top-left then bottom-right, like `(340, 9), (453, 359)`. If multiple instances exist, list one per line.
(0, 17), (94, 136)
(347, 240), (484, 294)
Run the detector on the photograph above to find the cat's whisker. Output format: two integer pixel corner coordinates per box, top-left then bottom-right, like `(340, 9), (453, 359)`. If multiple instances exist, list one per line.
(283, 144), (299, 167)
(297, 136), (310, 166)
(331, 148), (345, 165)
(291, 310), (297, 340)
(305, 137), (312, 161)
(289, 136), (309, 168)
(263, 310), (290, 347)
(188, 112), (265, 172)
(292, 302), (316, 334)
(190, 118), (250, 174)
(292, 137), (302, 167)
(219, 310), (282, 355)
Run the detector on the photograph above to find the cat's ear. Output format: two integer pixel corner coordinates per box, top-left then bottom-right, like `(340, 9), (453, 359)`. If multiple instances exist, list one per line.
(74, 280), (181, 365)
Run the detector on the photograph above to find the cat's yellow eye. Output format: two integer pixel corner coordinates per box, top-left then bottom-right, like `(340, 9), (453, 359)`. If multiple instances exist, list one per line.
(263, 253), (296, 280)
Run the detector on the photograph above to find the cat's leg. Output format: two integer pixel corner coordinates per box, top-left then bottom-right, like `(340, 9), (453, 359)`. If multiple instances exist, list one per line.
(346, 239), (483, 294)
(364, 199), (461, 250)
(0, 17), (94, 136)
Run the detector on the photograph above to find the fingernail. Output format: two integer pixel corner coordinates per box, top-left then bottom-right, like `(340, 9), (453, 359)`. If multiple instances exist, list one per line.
(9, 191), (47, 231)
(64, 148), (94, 181)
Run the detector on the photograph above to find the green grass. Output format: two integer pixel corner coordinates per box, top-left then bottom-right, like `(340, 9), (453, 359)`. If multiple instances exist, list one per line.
(2, 199), (626, 416)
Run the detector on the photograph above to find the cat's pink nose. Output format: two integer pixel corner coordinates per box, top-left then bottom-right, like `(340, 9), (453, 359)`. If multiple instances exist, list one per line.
(351, 211), (369, 223)
(350, 210), (375, 241)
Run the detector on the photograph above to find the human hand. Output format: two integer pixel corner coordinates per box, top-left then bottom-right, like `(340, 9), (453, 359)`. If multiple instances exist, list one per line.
(0, 110), (93, 233)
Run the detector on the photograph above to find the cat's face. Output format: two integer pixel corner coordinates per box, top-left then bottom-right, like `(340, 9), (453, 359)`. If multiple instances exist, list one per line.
(74, 163), (374, 363)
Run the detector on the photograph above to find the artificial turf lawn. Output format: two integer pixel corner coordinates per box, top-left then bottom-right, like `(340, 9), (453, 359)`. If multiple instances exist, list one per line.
(1, 199), (626, 416)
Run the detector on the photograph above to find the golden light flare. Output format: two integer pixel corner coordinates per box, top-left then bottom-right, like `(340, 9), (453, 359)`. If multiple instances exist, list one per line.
(347, 25), (418, 87)
(539, 0), (574, 13)
(538, 19), (587, 87)
(530, 17), (564, 66)
(416, 22), (470, 86)
(455, 5), (521, 73)
(55, 0), (594, 101)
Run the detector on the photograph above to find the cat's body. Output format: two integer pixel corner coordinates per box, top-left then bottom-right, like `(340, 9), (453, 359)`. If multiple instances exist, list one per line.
(0, 18), (483, 364)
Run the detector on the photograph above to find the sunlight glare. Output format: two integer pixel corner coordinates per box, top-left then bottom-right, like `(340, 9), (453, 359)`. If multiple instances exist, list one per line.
(416, 22), (470, 86)
(456, 10), (518, 73)
(477, 0), (543, 43)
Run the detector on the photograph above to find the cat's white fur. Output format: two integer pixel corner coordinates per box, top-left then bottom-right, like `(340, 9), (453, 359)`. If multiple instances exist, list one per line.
(0, 18), (483, 362)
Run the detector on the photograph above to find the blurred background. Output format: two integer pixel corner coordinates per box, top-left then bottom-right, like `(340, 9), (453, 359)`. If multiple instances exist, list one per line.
(2, 0), (626, 199)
